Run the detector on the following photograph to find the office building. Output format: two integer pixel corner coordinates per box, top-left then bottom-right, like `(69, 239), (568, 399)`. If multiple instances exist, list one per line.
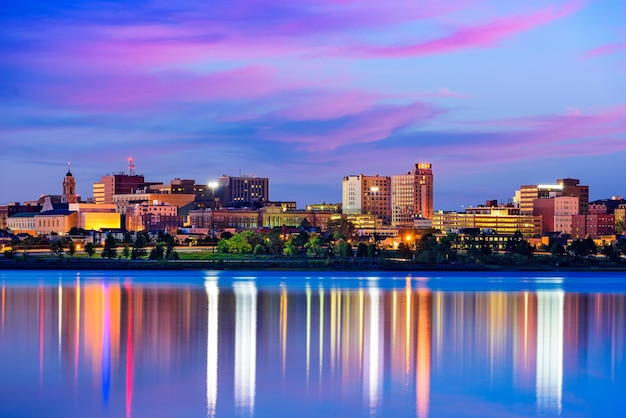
(391, 162), (434, 227)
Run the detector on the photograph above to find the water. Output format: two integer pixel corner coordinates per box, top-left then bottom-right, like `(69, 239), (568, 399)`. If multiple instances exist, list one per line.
(1, 270), (625, 417)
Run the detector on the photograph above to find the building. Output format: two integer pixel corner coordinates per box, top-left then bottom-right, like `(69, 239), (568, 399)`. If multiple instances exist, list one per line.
(260, 206), (335, 231)
(571, 214), (615, 239)
(558, 178), (589, 215)
(342, 175), (363, 215)
(391, 162), (434, 227)
(34, 209), (77, 236)
(93, 173), (146, 204)
(126, 201), (184, 233)
(68, 203), (121, 231)
(532, 196), (578, 235)
(432, 207), (542, 237)
(519, 184), (563, 216)
(62, 163), (78, 204)
(7, 212), (37, 236)
(518, 178), (588, 216)
(305, 203), (341, 213)
(217, 175), (269, 207)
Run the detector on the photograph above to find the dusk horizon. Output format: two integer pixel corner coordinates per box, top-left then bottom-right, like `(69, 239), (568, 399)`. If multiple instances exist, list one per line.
(2, 0), (625, 210)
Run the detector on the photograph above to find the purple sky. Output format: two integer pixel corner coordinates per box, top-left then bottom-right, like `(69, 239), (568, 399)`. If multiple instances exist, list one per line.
(1, 0), (625, 209)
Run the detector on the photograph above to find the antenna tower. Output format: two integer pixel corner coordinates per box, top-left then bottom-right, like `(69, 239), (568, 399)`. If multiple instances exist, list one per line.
(128, 157), (136, 176)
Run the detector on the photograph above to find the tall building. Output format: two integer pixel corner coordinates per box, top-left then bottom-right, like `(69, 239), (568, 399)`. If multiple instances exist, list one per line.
(93, 173), (145, 204)
(217, 175), (269, 207)
(62, 163), (78, 204)
(558, 178), (589, 215)
(518, 178), (588, 216)
(342, 175), (363, 215)
(391, 162), (434, 227)
(361, 175), (391, 224)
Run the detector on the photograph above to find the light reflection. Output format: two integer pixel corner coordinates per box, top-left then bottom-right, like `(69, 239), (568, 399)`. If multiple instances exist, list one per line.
(0, 274), (624, 417)
(234, 282), (257, 416)
(205, 279), (219, 418)
(536, 291), (564, 415)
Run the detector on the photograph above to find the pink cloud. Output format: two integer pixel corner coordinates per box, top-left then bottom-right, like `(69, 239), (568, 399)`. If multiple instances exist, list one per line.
(267, 101), (442, 151)
(583, 42), (626, 59)
(346, 1), (583, 57)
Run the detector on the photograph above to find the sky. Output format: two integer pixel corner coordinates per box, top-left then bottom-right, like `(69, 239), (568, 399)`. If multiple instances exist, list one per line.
(1, 0), (625, 210)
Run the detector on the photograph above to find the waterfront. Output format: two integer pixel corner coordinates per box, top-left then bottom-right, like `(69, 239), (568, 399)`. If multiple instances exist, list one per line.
(1, 271), (625, 417)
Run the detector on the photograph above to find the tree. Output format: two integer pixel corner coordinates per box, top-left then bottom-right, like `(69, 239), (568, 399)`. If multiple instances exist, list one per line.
(367, 243), (376, 258)
(334, 239), (352, 258)
(268, 229), (284, 255)
(84, 242), (96, 258)
(227, 233), (253, 254)
(149, 243), (165, 260)
(283, 238), (298, 258)
(122, 244), (131, 259)
(356, 242), (368, 258)
(131, 233), (148, 260)
(304, 234), (323, 258)
(549, 242), (566, 257)
(582, 237), (597, 256)
(505, 230), (533, 257)
(50, 240), (64, 257)
(397, 243), (412, 259)
(253, 243), (266, 256)
(217, 239), (229, 253)
(601, 244), (620, 262)
(326, 219), (356, 241)
(616, 219), (625, 235)
(415, 233), (439, 264)
(101, 234), (118, 259)
(220, 231), (233, 240)
(67, 242), (76, 257)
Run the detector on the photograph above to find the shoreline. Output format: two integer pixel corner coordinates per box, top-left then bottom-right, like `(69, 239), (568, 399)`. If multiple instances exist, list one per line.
(2, 257), (626, 272)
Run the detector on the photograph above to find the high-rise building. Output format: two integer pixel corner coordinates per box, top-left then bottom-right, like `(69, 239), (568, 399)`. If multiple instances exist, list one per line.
(217, 175), (269, 207)
(518, 178), (588, 216)
(391, 163), (433, 227)
(341, 174), (391, 223)
(558, 178), (589, 215)
(93, 173), (145, 204)
(361, 175), (391, 224)
(62, 163), (78, 204)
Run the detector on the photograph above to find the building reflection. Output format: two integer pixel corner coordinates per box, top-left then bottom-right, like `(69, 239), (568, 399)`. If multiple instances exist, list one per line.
(0, 275), (625, 417)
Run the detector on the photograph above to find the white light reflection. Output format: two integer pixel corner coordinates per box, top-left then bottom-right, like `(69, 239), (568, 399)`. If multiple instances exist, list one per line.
(234, 282), (257, 416)
(205, 279), (219, 418)
(364, 286), (382, 415)
(536, 291), (564, 415)
(58, 280), (63, 357)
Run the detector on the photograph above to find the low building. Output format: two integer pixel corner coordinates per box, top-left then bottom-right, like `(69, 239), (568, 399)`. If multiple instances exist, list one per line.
(7, 212), (37, 236)
(432, 208), (541, 238)
(34, 209), (77, 236)
(571, 214), (615, 239)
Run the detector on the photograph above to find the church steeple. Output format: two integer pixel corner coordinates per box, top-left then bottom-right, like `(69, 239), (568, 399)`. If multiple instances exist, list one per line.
(62, 162), (78, 204)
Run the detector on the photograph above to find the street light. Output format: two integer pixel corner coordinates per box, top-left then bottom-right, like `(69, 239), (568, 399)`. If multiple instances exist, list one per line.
(208, 182), (218, 253)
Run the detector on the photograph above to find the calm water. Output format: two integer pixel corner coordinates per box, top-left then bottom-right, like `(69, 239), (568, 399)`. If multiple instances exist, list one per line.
(1, 271), (625, 417)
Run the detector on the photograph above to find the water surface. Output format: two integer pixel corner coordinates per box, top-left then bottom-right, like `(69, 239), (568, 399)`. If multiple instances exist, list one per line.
(1, 270), (625, 417)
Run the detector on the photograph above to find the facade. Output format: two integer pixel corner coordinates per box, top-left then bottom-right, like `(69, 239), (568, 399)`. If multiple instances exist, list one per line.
(432, 208), (542, 237)
(125, 201), (183, 232)
(518, 178), (588, 216)
(361, 175), (391, 224)
(342, 175), (362, 215)
(554, 196), (579, 235)
(189, 208), (260, 231)
(113, 192), (195, 214)
(305, 203), (341, 213)
(519, 184), (562, 216)
(62, 164), (78, 204)
(217, 175), (269, 207)
(68, 203), (120, 231)
(260, 206), (335, 231)
(93, 173), (146, 204)
(7, 212), (37, 236)
(34, 210), (77, 235)
(391, 162), (434, 227)
(571, 214), (615, 239)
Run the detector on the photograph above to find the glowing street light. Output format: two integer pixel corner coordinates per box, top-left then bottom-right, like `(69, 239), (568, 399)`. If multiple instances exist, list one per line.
(209, 182), (218, 253)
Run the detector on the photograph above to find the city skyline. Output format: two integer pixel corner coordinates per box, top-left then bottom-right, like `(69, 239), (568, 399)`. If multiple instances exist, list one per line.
(1, 0), (625, 209)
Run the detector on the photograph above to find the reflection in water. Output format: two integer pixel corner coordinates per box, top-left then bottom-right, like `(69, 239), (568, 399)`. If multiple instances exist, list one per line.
(234, 282), (257, 416)
(536, 291), (564, 414)
(0, 272), (625, 417)
(206, 279), (219, 418)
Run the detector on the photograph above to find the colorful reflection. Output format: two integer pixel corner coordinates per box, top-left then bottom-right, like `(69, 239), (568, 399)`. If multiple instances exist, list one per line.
(0, 272), (625, 417)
